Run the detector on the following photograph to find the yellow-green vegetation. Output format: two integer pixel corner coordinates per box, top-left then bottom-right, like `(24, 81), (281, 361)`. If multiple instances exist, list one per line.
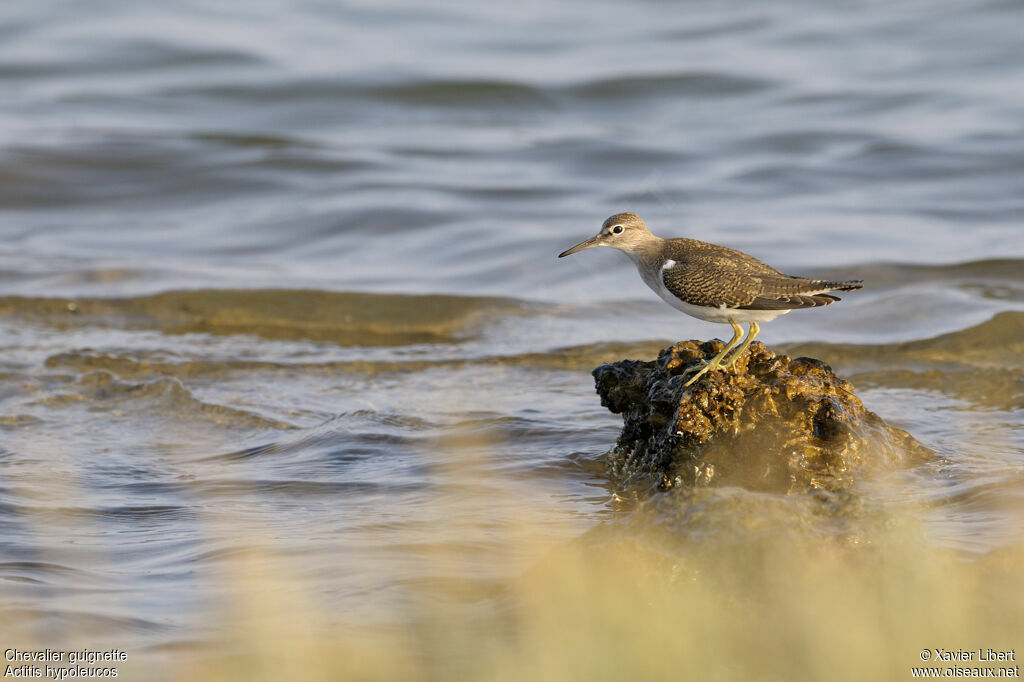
(105, 498), (1020, 682)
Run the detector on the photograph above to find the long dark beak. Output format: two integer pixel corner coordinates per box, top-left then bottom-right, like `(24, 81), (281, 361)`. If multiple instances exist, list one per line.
(558, 235), (603, 258)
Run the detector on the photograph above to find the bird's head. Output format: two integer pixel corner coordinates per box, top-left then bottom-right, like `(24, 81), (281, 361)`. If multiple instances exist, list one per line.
(558, 212), (653, 258)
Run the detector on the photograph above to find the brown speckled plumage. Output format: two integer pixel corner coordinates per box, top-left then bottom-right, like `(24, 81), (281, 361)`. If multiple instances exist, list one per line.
(658, 238), (862, 310)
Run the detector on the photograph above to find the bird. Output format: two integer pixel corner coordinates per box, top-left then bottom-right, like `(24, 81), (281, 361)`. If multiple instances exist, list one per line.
(558, 212), (862, 386)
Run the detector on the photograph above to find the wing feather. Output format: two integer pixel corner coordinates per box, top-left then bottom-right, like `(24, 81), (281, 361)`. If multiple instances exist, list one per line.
(660, 244), (863, 311)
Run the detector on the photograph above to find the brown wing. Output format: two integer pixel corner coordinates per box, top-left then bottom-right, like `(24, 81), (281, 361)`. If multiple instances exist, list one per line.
(739, 290), (841, 310)
(661, 239), (863, 310)
(740, 276), (863, 310)
(660, 256), (767, 307)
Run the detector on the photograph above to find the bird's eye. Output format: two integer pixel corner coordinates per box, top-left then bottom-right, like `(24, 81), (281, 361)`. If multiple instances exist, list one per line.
(612, 225), (624, 234)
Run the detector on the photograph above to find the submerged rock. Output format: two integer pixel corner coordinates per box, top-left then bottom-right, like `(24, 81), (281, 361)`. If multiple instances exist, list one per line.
(594, 339), (930, 494)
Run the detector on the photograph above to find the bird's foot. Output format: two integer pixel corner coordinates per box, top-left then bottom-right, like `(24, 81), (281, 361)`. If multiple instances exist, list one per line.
(682, 324), (754, 387)
(682, 357), (727, 386)
(678, 358), (710, 377)
(722, 349), (748, 370)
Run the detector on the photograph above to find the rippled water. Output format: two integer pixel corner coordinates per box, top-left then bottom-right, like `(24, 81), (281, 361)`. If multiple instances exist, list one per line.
(1, 0), (1022, 674)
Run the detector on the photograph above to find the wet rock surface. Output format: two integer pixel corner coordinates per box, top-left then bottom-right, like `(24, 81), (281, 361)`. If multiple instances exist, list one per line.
(594, 339), (931, 494)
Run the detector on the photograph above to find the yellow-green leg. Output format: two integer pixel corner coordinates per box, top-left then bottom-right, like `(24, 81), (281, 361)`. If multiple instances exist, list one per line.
(683, 319), (744, 387)
(723, 321), (760, 368)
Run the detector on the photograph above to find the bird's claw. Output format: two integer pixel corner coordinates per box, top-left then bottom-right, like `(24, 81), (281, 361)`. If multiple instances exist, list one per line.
(678, 358), (709, 377)
(682, 359), (726, 386)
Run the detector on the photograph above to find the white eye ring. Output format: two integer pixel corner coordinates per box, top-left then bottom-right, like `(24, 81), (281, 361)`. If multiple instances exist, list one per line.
(611, 225), (624, 234)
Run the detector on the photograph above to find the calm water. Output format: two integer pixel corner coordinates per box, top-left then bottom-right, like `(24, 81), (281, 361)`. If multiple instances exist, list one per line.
(1, 0), (1023, 672)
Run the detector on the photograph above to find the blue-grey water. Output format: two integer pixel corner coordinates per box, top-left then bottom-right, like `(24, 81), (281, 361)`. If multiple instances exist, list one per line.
(1, 0), (1022, 675)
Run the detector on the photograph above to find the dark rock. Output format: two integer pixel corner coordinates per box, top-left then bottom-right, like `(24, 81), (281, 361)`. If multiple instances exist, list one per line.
(593, 340), (931, 494)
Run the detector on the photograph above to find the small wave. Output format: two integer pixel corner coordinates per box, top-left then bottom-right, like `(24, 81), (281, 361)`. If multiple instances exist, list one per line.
(0, 606), (171, 635)
(1, 289), (531, 346)
(37, 370), (294, 430)
(171, 71), (768, 111)
(31, 504), (197, 523)
(174, 76), (553, 110)
(841, 258), (1024, 288)
(0, 561), (91, 585)
(782, 90), (932, 115)
(194, 479), (420, 498)
(786, 310), (1024, 399)
(660, 16), (770, 41)
(0, 41), (262, 81)
(564, 71), (774, 100)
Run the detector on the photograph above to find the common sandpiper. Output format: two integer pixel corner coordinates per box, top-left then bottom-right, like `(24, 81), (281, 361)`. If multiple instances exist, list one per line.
(559, 212), (863, 386)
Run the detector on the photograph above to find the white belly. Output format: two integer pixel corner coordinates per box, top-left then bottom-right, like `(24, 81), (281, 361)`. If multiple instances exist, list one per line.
(636, 261), (790, 324)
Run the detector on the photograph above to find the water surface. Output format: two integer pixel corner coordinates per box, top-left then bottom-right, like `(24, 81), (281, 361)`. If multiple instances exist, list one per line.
(0, 0), (1022, 677)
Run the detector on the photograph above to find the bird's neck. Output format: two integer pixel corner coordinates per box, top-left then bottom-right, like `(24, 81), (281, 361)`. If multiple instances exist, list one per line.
(618, 235), (666, 271)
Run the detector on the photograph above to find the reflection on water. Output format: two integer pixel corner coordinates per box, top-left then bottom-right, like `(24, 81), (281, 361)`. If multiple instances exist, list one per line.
(0, 0), (1023, 677)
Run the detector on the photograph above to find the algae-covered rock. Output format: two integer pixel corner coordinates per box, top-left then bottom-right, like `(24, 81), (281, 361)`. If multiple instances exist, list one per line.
(594, 340), (930, 494)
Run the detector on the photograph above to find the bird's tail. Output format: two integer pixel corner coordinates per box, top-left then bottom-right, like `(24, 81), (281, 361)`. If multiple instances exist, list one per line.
(820, 279), (863, 292)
